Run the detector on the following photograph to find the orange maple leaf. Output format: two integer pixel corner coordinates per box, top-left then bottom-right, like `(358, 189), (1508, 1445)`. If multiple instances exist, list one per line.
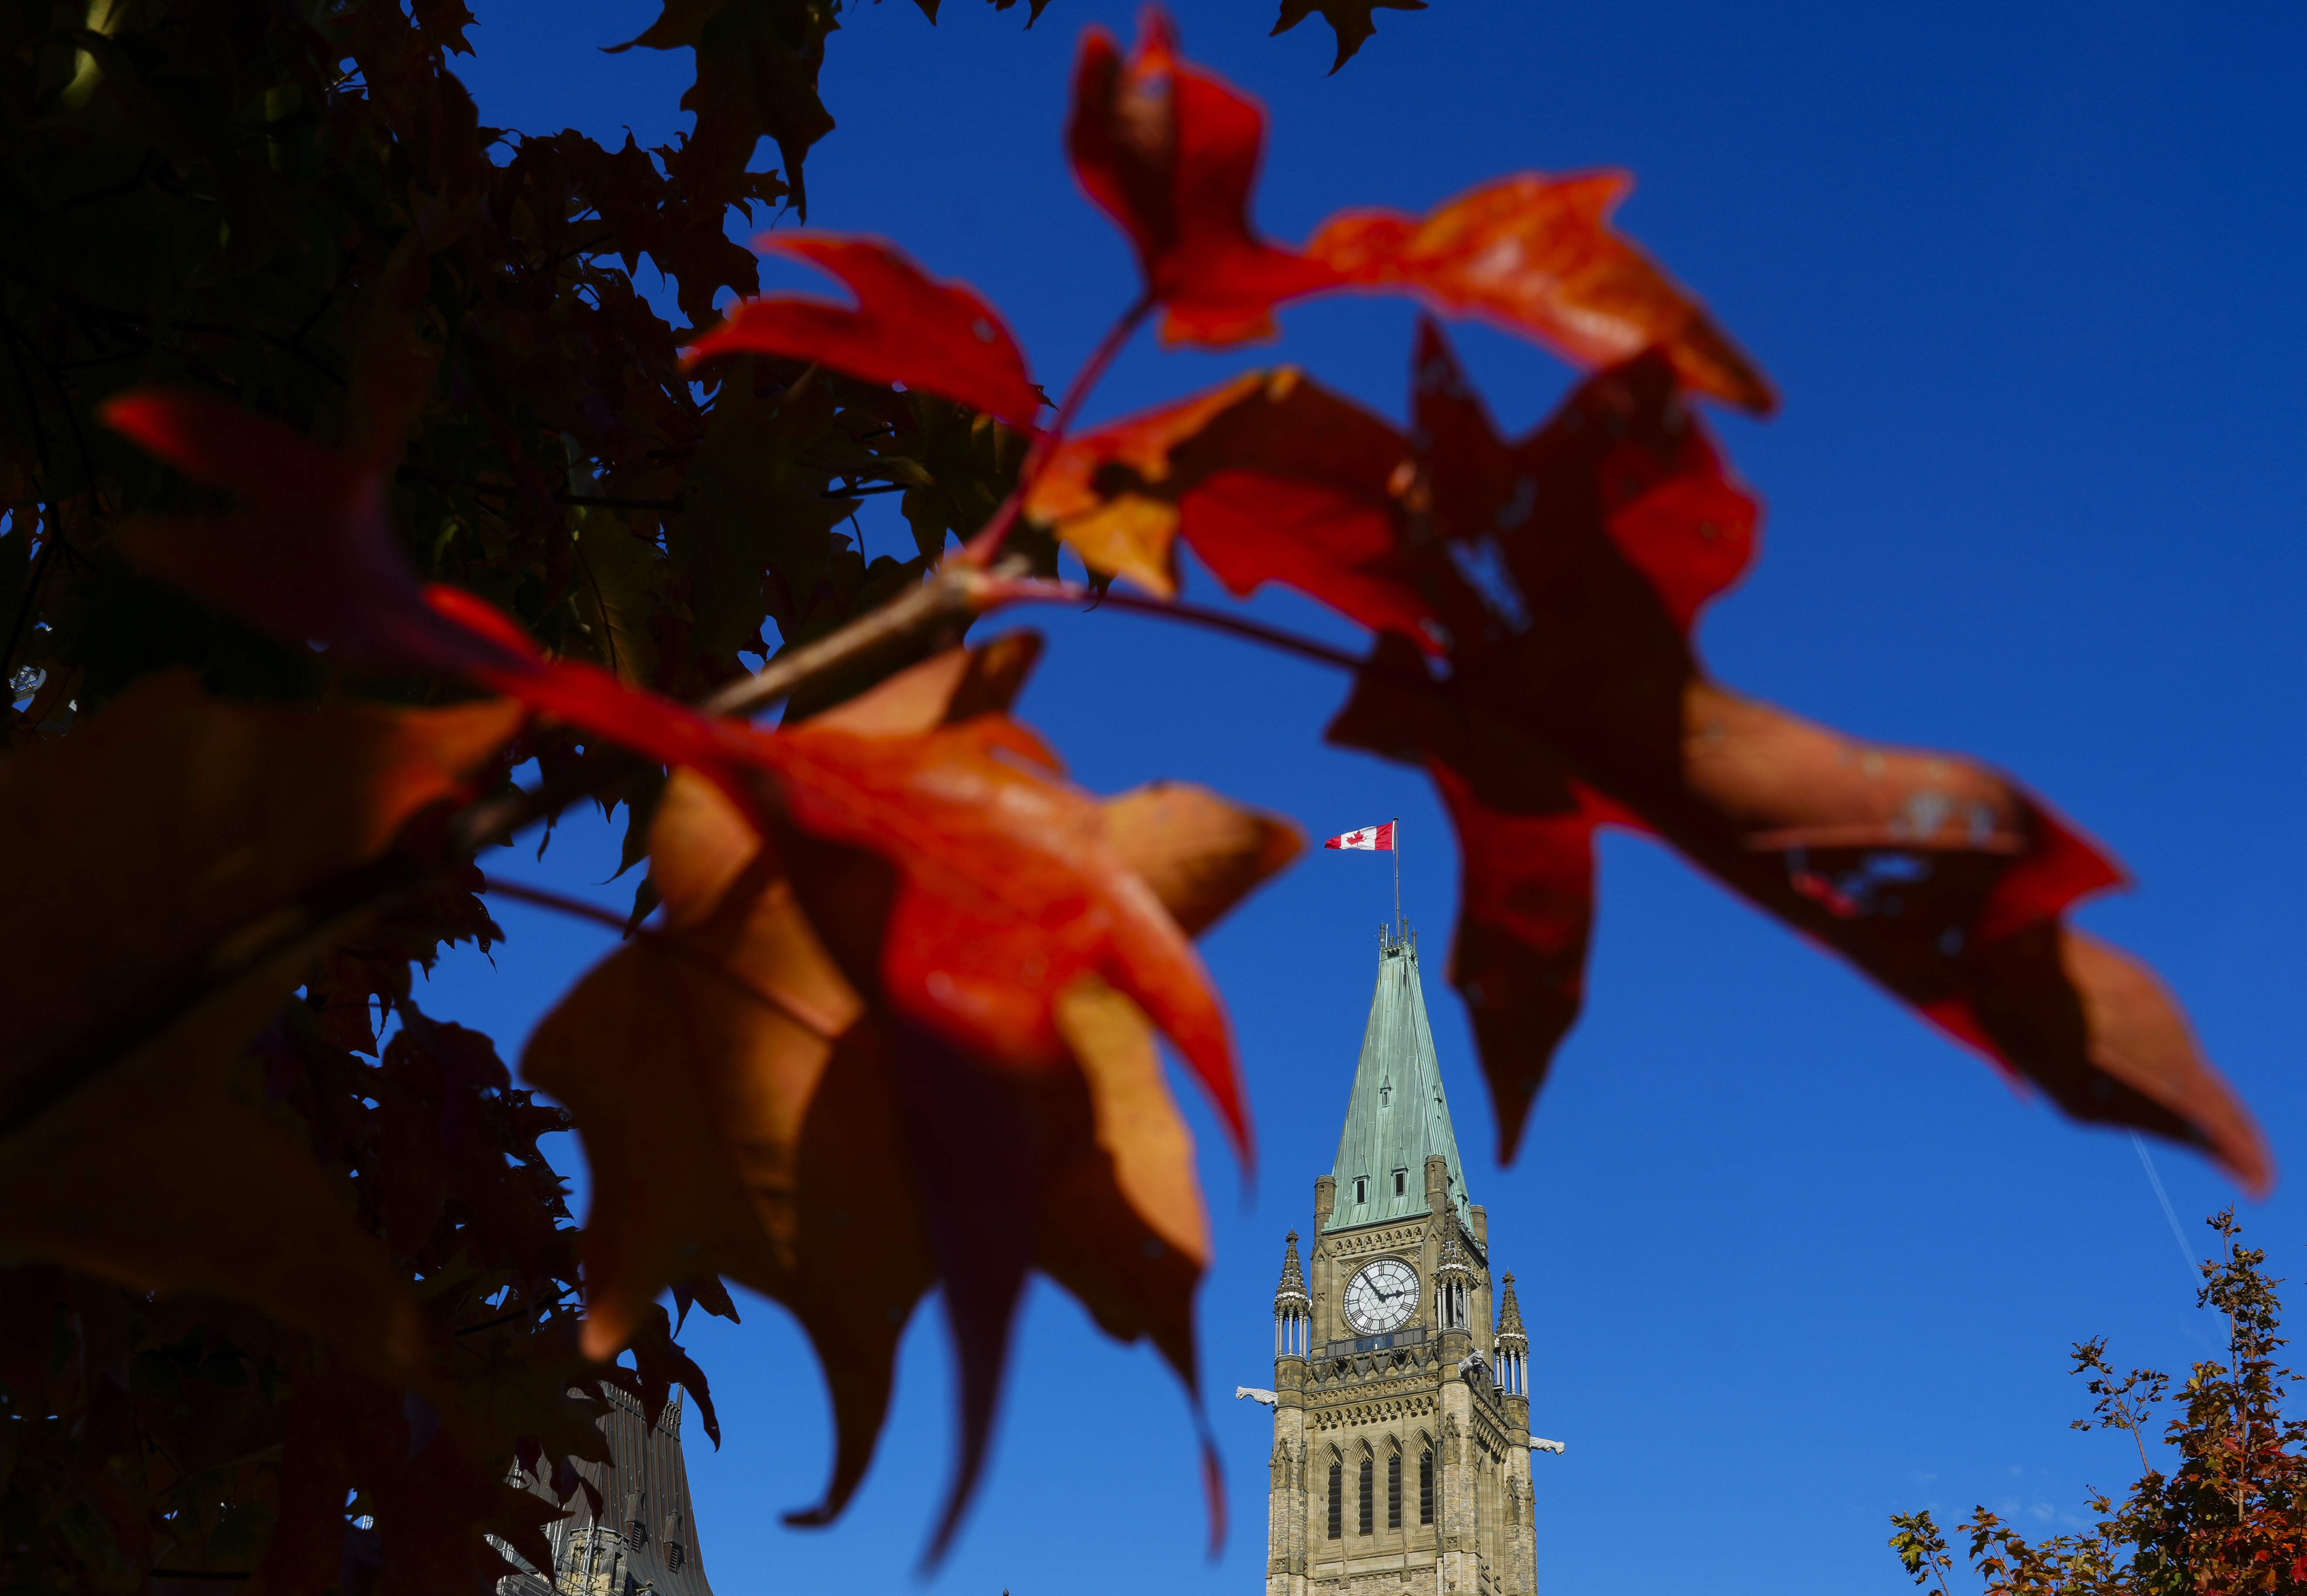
(1308, 172), (1778, 413)
(526, 640), (1296, 1555)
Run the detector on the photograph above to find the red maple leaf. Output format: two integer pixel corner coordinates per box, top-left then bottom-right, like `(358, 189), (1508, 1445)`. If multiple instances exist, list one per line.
(736, 710), (1251, 1159)
(686, 234), (1043, 428)
(1327, 322), (2264, 1182)
(1068, 9), (1340, 346)
(1025, 368), (1439, 644)
(1309, 172), (1777, 413)
(524, 645), (1286, 1556)
(1021, 327), (2267, 1191)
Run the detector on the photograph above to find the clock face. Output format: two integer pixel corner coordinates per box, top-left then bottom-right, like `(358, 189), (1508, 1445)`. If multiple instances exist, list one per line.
(1343, 1259), (1419, 1335)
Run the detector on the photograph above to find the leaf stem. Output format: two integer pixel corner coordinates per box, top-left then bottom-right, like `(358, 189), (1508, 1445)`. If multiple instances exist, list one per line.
(985, 576), (1368, 673)
(483, 877), (645, 936)
(1041, 291), (1159, 458)
(956, 290), (1155, 569)
(452, 1285), (577, 1337)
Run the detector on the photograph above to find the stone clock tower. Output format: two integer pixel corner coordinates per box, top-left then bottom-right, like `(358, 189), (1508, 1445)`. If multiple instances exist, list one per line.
(1261, 927), (1538, 1596)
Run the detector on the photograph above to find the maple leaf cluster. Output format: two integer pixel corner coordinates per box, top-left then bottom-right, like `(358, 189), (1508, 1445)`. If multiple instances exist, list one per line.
(0, 0), (2271, 1589)
(1893, 1210), (2307, 1596)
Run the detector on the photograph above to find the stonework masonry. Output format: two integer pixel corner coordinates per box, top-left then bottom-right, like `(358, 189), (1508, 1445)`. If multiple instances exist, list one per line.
(1263, 929), (1537, 1596)
(495, 1384), (715, 1596)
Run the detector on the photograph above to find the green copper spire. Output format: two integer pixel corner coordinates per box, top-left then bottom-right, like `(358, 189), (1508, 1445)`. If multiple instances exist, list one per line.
(1326, 925), (1473, 1233)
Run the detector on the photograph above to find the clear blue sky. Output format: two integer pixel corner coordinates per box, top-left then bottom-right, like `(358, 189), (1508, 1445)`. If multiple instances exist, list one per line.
(423, 2), (2307, 1591)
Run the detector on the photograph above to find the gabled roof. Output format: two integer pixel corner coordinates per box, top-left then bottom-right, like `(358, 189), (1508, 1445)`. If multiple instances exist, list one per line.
(1326, 927), (1473, 1235)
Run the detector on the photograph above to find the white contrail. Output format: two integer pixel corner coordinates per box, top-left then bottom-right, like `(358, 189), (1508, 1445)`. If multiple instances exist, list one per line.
(2131, 1133), (2200, 1285)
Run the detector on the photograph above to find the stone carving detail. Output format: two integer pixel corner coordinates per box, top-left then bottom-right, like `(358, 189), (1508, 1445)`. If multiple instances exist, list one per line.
(1332, 1223), (1426, 1257)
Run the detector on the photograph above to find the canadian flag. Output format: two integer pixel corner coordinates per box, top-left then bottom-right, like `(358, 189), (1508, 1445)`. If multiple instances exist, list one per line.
(1324, 821), (1396, 852)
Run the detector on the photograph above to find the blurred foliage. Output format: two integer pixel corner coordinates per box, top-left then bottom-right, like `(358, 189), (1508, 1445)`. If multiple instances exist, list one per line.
(1893, 1210), (2307, 1596)
(0, 0), (1037, 1585)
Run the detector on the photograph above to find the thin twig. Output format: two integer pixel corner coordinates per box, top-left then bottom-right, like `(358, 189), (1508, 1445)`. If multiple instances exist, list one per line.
(148, 1572), (249, 1582)
(956, 290), (1154, 568)
(484, 877), (642, 936)
(698, 559), (1007, 719)
(1083, 589), (1366, 672)
(453, 1286), (576, 1337)
(1041, 292), (1159, 459)
(990, 577), (1367, 673)
(57, 155), (156, 215)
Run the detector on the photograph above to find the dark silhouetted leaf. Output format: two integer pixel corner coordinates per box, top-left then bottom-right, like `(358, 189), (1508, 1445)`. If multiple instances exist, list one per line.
(1271, 0), (1427, 74)
(0, 671), (523, 1376)
(608, 0), (838, 217)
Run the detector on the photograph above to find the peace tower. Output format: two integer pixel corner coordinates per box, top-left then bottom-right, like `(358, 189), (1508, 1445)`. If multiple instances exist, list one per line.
(1260, 927), (1538, 1596)
(495, 1384), (716, 1596)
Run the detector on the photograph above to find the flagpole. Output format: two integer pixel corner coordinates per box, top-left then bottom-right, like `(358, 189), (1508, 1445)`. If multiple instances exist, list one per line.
(1393, 815), (1401, 942)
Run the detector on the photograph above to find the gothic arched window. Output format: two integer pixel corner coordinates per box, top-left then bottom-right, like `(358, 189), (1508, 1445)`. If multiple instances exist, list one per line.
(1387, 1449), (1403, 1529)
(1357, 1456), (1374, 1535)
(1327, 1461), (1342, 1539)
(1419, 1448), (1434, 1524)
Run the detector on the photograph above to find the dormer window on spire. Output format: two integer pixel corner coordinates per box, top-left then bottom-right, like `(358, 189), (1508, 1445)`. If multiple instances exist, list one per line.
(1324, 922), (1475, 1235)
